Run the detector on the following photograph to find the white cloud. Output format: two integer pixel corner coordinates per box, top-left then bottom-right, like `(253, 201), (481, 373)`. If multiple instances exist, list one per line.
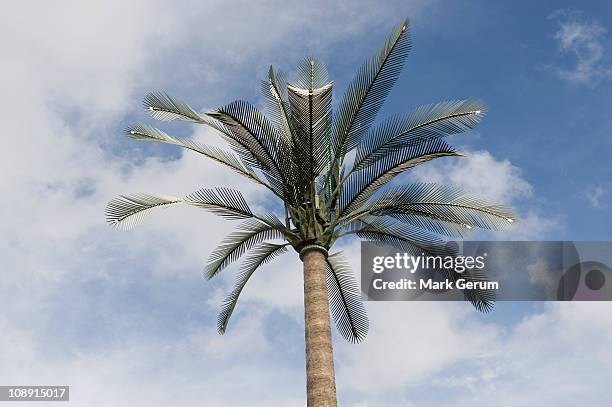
(584, 184), (610, 208)
(410, 149), (532, 204)
(527, 257), (558, 297)
(337, 302), (499, 392)
(434, 303), (612, 407)
(547, 10), (612, 85)
(337, 295), (612, 406)
(410, 149), (560, 239)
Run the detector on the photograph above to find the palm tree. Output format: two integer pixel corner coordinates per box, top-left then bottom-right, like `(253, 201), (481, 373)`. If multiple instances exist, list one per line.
(106, 18), (515, 406)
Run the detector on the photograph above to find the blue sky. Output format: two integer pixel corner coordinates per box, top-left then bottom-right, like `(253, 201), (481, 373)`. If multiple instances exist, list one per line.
(2, 1), (612, 406)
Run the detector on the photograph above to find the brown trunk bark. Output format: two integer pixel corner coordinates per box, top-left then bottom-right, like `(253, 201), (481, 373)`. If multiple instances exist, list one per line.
(301, 246), (337, 407)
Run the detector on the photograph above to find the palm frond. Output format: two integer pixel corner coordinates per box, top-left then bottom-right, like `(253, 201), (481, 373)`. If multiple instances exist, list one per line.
(207, 101), (284, 170)
(351, 217), (454, 256)
(384, 213), (470, 237)
(125, 124), (271, 189)
(287, 79), (333, 180)
(105, 194), (182, 230)
(325, 252), (369, 343)
(339, 139), (461, 217)
(205, 219), (286, 279)
(357, 183), (516, 230)
(143, 91), (205, 122)
(332, 19), (411, 164)
(353, 99), (486, 171)
(184, 188), (254, 220)
(217, 242), (289, 334)
(206, 101), (293, 201)
(261, 66), (293, 144)
(442, 268), (496, 312)
(294, 57), (330, 89)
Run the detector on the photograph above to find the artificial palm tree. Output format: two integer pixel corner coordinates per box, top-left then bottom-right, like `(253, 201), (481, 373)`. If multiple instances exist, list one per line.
(106, 18), (515, 407)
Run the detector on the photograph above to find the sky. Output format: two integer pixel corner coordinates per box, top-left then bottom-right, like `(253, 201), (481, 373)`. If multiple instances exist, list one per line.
(1, 0), (612, 406)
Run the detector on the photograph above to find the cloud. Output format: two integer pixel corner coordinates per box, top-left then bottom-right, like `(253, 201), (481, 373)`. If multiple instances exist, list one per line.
(430, 303), (612, 407)
(409, 149), (561, 239)
(337, 302), (499, 394)
(410, 149), (532, 204)
(547, 10), (612, 85)
(584, 184), (610, 208)
(527, 257), (558, 297)
(370, 303), (612, 407)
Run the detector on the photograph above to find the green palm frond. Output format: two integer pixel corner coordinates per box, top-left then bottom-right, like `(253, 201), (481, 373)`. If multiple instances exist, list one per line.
(350, 217), (454, 256)
(332, 19), (411, 164)
(143, 91), (205, 122)
(338, 139), (461, 217)
(105, 194), (182, 230)
(261, 66), (293, 144)
(205, 219), (286, 279)
(125, 124), (273, 189)
(383, 213), (470, 238)
(106, 187), (281, 230)
(287, 58), (333, 188)
(126, 122), (179, 143)
(207, 101), (284, 171)
(357, 183), (516, 230)
(288, 79), (333, 179)
(294, 57), (330, 89)
(442, 268), (496, 312)
(217, 242), (289, 334)
(353, 99), (486, 171)
(184, 188), (254, 220)
(325, 252), (369, 343)
(206, 101), (294, 201)
(264, 73), (301, 218)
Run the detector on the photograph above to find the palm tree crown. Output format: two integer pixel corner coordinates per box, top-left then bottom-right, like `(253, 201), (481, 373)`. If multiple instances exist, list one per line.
(106, 19), (515, 344)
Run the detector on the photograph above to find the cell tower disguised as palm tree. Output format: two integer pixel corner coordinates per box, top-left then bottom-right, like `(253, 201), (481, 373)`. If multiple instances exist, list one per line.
(106, 18), (515, 407)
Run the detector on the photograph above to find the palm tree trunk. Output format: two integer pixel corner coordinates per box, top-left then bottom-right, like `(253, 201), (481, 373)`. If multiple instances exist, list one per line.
(301, 246), (337, 407)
